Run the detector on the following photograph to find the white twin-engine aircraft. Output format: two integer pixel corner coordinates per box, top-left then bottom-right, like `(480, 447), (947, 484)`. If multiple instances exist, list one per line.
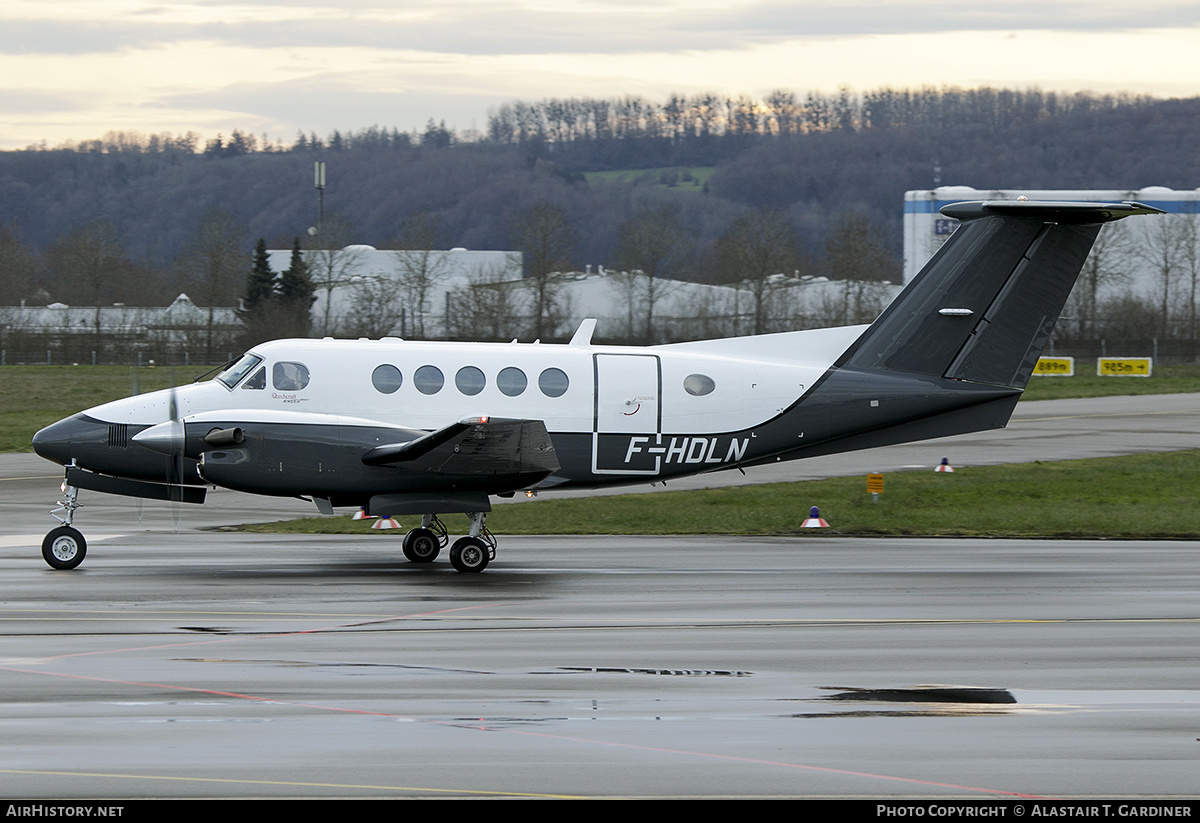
(32, 200), (1161, 573)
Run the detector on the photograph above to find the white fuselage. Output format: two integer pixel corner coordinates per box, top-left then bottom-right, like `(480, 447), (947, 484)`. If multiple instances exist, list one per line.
(86, 325), (868, 441)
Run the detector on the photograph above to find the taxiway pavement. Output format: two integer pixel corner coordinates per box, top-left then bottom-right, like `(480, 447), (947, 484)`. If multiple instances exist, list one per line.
(1, 534), (1197, 798)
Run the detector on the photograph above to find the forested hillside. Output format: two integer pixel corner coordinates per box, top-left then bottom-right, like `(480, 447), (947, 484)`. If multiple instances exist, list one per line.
(1, 86), (1198, 310)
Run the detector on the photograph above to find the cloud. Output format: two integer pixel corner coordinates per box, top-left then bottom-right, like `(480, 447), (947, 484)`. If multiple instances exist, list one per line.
(2, 1), (1198, 57)
(0, 1), (1197, 147)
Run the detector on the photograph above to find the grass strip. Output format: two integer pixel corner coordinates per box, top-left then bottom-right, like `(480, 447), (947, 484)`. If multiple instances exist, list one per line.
(0, 365), (214, 452)
(239, 450), (1200, 539)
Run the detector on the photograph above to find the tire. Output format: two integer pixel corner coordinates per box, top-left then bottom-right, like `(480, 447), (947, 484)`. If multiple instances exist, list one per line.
(449, 537), (489, 573)
(42, 526), (87, 570)
(402, 528), (440, 563)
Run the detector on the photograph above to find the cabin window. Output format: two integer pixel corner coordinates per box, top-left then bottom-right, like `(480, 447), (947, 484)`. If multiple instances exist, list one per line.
(455, 366), (486, 396)
(538, 367), (569, 397)
(242, 367), (266, 390)
(273, 362), (310, 391)
(414, 365), (444, 395)
(216, 353), (262, 389)
(371, 364), (403, 394)
(683, 374), (715, 396)
(497, 367), (527, 397)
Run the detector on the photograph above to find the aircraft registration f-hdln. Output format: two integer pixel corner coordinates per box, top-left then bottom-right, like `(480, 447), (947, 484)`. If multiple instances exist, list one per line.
(32, 200), (1162, 573)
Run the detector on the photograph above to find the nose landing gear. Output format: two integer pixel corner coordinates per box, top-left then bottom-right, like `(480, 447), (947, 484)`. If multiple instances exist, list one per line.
(43, 478), (86, 570)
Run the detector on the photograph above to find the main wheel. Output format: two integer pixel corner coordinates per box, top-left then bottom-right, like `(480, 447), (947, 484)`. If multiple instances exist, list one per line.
(42, 526), (87, 570)
(449, 537), (490, 574)
(402, 528), (441, 563)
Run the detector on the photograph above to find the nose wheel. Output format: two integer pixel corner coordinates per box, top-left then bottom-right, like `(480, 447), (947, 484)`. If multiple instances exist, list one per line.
(43, 525), (87, 570)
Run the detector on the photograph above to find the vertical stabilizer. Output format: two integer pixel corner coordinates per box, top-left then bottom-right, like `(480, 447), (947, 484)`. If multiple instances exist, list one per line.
(837, 201), (1163, 389)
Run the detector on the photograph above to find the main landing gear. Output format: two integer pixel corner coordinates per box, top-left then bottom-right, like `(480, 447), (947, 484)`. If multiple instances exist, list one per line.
(42, 480), (86, 570)
(400, 512), (495, 574)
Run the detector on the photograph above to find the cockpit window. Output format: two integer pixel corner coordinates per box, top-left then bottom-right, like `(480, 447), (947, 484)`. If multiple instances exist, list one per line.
(216, 353), (263, 389)
(273, 362), (310, 391)
(242, 367), (266, 390)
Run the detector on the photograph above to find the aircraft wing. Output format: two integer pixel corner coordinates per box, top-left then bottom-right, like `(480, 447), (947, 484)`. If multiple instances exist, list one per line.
(362, 417), (560, 480)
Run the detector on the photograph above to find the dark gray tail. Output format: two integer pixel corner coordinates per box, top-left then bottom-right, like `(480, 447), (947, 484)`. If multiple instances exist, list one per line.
(837, 200), (1162, 389)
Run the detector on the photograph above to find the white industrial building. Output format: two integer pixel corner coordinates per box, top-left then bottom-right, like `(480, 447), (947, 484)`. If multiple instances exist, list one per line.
(266, 246), (522, 338)
(0, 293), (239, 364)
(267, 244), (899, 341)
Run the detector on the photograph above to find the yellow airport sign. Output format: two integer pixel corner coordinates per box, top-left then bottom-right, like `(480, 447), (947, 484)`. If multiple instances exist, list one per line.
(866, 473), (884, 494)
(1033, 357), (1074, 376)
(1097, 357), (1152, 377)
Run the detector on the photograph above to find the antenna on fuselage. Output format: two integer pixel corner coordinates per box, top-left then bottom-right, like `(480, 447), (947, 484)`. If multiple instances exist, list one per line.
(570, 318), (597, 347)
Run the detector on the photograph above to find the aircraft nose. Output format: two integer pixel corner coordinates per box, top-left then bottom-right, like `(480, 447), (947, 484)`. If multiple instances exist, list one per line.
(32, 415), (81, 465)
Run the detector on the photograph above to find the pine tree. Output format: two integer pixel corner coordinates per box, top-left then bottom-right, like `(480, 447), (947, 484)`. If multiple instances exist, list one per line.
(278, 237), (315, 337)
(243, 238), (276, 312)
(237, 237), (279, 348)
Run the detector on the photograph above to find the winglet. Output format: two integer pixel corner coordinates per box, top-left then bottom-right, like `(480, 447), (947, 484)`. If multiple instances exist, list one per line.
(570, 318), (597, 347)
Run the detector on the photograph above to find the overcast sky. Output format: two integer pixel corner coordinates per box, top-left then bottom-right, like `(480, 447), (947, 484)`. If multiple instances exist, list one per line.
(1, 0), (1198, 149)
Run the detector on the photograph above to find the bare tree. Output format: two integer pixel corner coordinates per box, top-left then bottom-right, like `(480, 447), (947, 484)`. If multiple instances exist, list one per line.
(1140, 215), (1186, 340)
(1066, 223), (1132, 339)
(340, 276), (405, 338)
(823, 210), (899, 283)
(46, 220), (132, 348)
(809, 279), (894, 327)
(448, 264), (524, 342)
(671, 286), (738, 341)
(510, 202), (574, 340)
(307, 211), (364, 336)
(611, 205), (692, 343)
(177, 208), (247, 360)
(0, 224), (37, 305)
(821, 210), (901, 325)
(715, 209), (801, 335)
(1176, 205), (1200, 355)
(391, 212), (450, 339)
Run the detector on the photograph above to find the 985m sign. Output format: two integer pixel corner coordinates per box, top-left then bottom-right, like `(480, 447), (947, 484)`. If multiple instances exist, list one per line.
(1097, 358), (1152, 377)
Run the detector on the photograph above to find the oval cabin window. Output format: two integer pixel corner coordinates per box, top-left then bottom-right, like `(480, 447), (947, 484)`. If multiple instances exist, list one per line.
(497, 367), (527, 397)
(371, 364), (403, 394)
(538, 368), (569, 397)
(683, 373), (715, 396)
(414, 365), (445, 395)
(455, 366), (486, 396)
